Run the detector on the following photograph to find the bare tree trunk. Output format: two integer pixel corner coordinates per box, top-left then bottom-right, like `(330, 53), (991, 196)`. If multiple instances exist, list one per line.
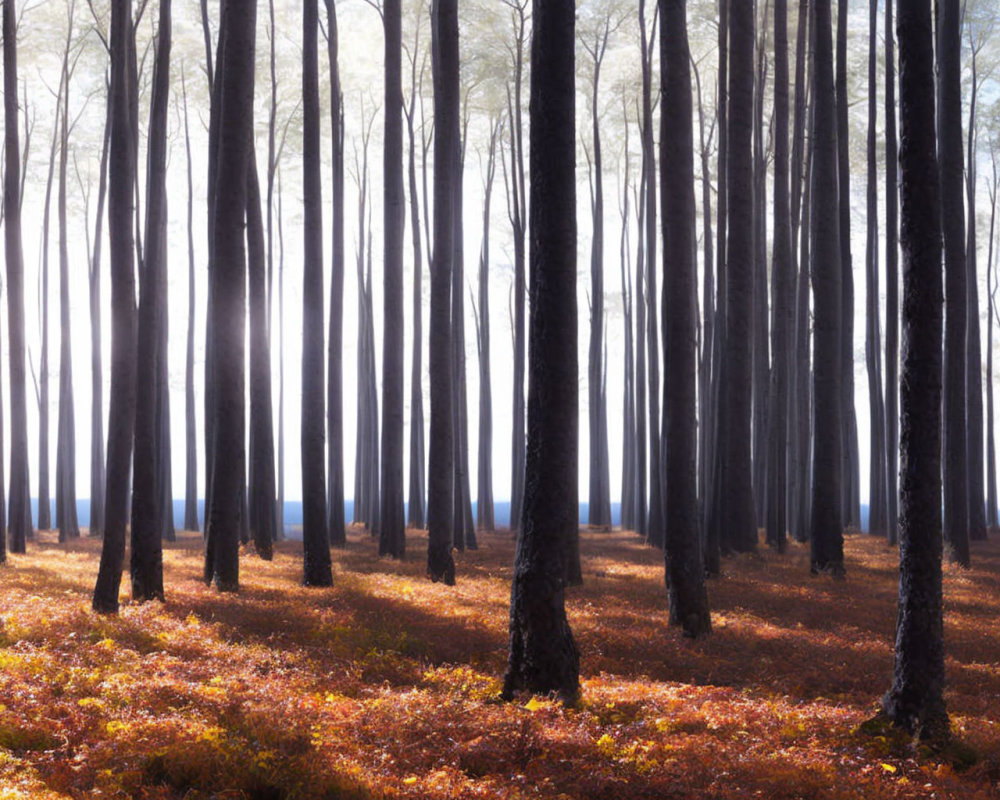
(301, 0), (332, 585)
(93, 0), (138, 612)
(885, 0), (900, 546)
(182, 72), (198, 533)
(986, 153), (999, 531)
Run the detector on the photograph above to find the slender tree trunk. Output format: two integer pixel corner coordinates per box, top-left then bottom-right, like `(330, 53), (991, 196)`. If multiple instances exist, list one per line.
(619, 123), (636, 532)
(835, 0), (860, 532)
(301, 0), (332, 585)
(427, 0), (457, 584)
(502, 0), (579, 702)
(938, 0), (970, 567)
(809, 0), (845, 576)
(885, 0), (900, 546)
(865, 0), (887, 538)
(986, 155), (998, 531)
(93, 0), (138, 612)
(325, 0), (346, 547)
(765, 0), (791, 553)
(181, 73), (198, 533)
(661, 0), (711, 638)
(380, 0), (406, 559)
(882, 0), (947, 741)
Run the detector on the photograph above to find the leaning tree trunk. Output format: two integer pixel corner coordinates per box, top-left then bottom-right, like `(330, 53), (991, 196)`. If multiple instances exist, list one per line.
(301, 0), (332, 585)
(380, 0), (406, 560)
(93, 0), (138, 613)
(809, 0), (845, 576)
(502, 0), (580, 702)
(660, 0), (711, 638)
(938, 0), (970, 567)
(427, 0), (457, 584)
(881, 0), (947, 742)
(325, 0), (347, 548)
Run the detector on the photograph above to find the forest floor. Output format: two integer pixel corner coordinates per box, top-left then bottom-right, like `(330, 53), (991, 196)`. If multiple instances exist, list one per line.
(0, 527), (998, 799)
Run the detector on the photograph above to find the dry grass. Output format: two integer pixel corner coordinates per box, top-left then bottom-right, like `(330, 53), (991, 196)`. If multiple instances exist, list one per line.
(0, 525), (997, 799)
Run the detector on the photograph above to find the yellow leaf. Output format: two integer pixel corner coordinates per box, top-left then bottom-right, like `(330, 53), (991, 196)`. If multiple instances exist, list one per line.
(880, 763), (897, 774)
(403, 776), (418, 785)
(524, 696), (545, 712)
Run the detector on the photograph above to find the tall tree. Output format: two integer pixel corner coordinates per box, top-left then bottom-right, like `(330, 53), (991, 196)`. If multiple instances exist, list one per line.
(765, 0), (791, 553)
(865, 0), (888, 538)
(93, 0), (138, 612)
(881, 0), (947, 741)
(301, 0), (332, 586)
(660, 0), (711, 638)
(502, 0), (579, 702)
(986, 150), (999, 531)
(809, 0), (845, 576)
(724, 0), (757, 554)
(325, 0), (347, 548)
(380, 0), (406, 559)
(885, 0), (900, 546)
(836, 0), (860, 531)
(130, 0), (171, 601)
(427, 0), (457, 584)
(182, 71), (198, 533)
(938, 0), (970, 567)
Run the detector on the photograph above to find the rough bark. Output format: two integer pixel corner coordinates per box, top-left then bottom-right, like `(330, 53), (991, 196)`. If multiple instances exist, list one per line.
(881, 0), (948, 741)
(502, 0), (579, 702)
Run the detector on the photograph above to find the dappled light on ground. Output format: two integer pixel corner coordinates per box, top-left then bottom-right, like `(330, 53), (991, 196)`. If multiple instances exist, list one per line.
(0, 528), (997, 798)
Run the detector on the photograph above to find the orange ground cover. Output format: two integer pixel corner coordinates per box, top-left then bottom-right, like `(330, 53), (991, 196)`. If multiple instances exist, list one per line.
(0, 526), (997, 799)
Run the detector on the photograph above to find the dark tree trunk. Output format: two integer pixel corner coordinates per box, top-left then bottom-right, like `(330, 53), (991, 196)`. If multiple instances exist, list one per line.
(703, 0), (727, 572)
(39, 75), (58, 533)
(204, 0), (256, 592)
(277, 169), (286, 540)
(836, 0), (860, 532)
(475, 119), (499, 533)
(427, 0), (456, 584)
(182, 73), (198, 533)
(505, 0), (528, 534)
(724, 0), (757, 554)
(55, 12), (79, 543)
(247, 151), (275, 560)
(1, 0), (29, 556)
(380, 0), (406, 559)
(660, 0), (711, 638)
(885, 0), (900, 546)
(325, 0), (346, 548)
(765, 0), (791, 553)
(86, 78), (110, 540)
(809, 0), (845, 576)
(502, 0), (579, 702)
(93, 0), (138, 613)
(618, 119), (636, 532)
(966, 47), (986, 544)
(405, 42), (426, 531)
(881, 0), (947, 741)
(986, 155), (999, 531)
(301, 0), (332, 585)
(585, 19), (612, 532)
(938, 0), (970, 567)
(130, 0), (171, 602)
(865, 0), (887, 538)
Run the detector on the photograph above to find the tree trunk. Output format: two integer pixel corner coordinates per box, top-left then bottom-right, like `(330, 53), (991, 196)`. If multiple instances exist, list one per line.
(865, 0), (887, 538)
(881, 0), (947, 741)
(809, 0), (845, 576)
(660, 0), (711, 638)
(502, 0), (579, 702)
(182, 72), (198, 533)
(380, 0), (406, 559)
(427, 0), (457, 584)
(325, 0), (346, 547)
(885, 0), (900, 546)
(938, 0), (970, 567)
(724, 0), (757, 554)
(765, 0), (791, 553)
(130, 0), (171, 601)
(836, 0), (860, 532)
(301, 0), (332, 586)
(986, 155), (998, 531)
(93, 0), (138, 613)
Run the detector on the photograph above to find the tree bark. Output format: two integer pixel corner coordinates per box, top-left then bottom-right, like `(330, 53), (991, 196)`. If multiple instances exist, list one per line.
(502, 0), (579, 702)
(882, 0), (948, 741)
(301, 0), (332, 586)
(885, 0), (900, 546)
(93, 0), (138, 612)
(182, 72), (198, 533)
